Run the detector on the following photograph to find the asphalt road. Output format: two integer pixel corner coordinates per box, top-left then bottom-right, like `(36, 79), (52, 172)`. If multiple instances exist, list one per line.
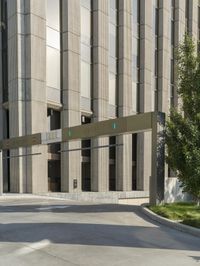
(0, 195), (199, 266)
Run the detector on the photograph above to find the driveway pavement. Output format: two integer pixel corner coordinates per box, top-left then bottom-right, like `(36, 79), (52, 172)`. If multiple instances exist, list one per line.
(0, 195), (199, 266)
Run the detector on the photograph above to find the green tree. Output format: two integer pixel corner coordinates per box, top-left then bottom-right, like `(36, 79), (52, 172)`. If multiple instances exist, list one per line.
(166, 35), (200, 205)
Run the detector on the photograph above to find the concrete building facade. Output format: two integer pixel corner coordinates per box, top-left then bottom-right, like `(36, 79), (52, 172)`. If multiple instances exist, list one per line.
(0, 0), (199, 200)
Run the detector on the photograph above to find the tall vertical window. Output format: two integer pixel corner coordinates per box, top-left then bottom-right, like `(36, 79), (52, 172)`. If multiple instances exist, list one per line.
(1, 0), (8, 102)
(132, 0), (140, 113)
(152, 0), (159, 111)
(46, 0), (61, 103)
(80, 0), (92, 111)
(185, 0), (189, 33)
(109, 0), (118, 115)
(170, 0), (175, 107)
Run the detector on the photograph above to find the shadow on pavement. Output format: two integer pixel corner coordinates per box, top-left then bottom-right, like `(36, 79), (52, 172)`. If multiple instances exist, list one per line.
(0, 221), (200, 251)
(0, 203), (199, 252)
(0, 204), (142, 213)
(190, 256), (200, 262)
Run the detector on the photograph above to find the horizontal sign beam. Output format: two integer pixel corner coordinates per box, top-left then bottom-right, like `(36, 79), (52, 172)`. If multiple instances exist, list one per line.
(0, 112), (158, 150)
(62, 112), (153, 142)
(0, 133), (41, 150)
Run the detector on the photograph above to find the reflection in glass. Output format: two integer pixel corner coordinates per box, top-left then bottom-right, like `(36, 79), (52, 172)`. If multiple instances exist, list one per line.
(81, 6), (91, 44)
(132, 0), (140, 113)
(81, 0), (92, 108)
(109, 73), (116, 106)
(132, 81), (137, 112)
(46, 0), (61, 103)
(47, 27), (60, 49)
(81, 61), (91, 98)
(109, 0), (117, 108)
(47, 47), (60, 89)
(81, 0), (91, 9)
(46, 0), (60, 31)
(81, 44), (91, 63)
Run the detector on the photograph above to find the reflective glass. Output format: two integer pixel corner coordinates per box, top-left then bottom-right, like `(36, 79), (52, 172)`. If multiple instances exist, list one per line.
(109, 73), (116, 105)
(132, 67), (137, 82)
(109, 32), (117, 58)
(81, 61), (91, 98)
(109, 57), (117, 74)
(81, 6), (91, 44)
(110, 0), (116, 10)
(109, 8), (117, 24)
(47, 27), (60, 50)
(81, 43), (91, 63)
(132, 81), (137, 112)
(47, 46), (60, 89)
(81, 0), (91, 9)
(47, 0), (60, 31)
(132, 0), (138, 24)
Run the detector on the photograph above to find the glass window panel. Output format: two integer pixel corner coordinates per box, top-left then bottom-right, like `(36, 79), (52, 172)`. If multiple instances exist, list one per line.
(171, 21), (174, 46)
(155, 52), (158, 76)
(47, 0), (60, 31)
(81, 6), (91, 44)
(132, 67), (137, 82)
(109, 34), (116, 58)
(132, 37), (138, 56)
(109, 72), (116, 105)
(110, 0), (116, 10)
(110, 23), (116, 36)
(47, 27), (60, 50)
(109, 56), (117, 74)
(132, 81), (137, 112)
(132, 23), (138, 38)
(109, 8), (117, 24)
(137, 83), (140, 112)
(81, 0), (91, 9)
(47, 86), (61, 103)
(81, 61), (91, 98)
(171, 59), (174, 83)
(47, 46), (60, 89)
(81, 43), (91, 62)
(132, 0), (138, 24)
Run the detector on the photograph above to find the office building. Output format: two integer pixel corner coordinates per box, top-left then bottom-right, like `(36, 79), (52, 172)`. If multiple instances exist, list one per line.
(0, 0), (198, 200)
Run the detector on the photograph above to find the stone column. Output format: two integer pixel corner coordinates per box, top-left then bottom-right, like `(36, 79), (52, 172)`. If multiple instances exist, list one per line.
(0, 4), (3, 191)
(24, 0), (48, 193)
(157, 1), (171, 182)
(174, 0), (185, 106)
(91, 0), (109, 192)
(188, 0), (198, 41)
(116, 0), (132, 191)
(61, 0), (81, 192)
(7, 0), (48, 193)
(7, 0), (25, 192)
(158, 0), (171, 114)
(137, 0), (153, 191)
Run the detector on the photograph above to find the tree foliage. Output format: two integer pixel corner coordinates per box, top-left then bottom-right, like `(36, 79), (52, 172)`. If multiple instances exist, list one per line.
(166, 35), (200, 203)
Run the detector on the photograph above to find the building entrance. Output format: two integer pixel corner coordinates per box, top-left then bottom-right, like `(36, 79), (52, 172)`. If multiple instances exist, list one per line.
(0, 112), (165, 205)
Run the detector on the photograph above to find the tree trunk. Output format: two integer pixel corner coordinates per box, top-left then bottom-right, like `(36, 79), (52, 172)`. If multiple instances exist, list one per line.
(197, 199), (200, 206)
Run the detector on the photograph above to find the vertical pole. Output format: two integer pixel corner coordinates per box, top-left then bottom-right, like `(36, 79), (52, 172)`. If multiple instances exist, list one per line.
(0, 150), (3, 195)
(150, 112), (165, 205)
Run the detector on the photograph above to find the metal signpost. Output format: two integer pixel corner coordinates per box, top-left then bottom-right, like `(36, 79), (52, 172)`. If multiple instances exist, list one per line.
(0, 111), (165, 205)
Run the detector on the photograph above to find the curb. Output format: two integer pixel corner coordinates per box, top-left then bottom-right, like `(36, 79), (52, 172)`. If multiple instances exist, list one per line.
(140, 205), (200, 238)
